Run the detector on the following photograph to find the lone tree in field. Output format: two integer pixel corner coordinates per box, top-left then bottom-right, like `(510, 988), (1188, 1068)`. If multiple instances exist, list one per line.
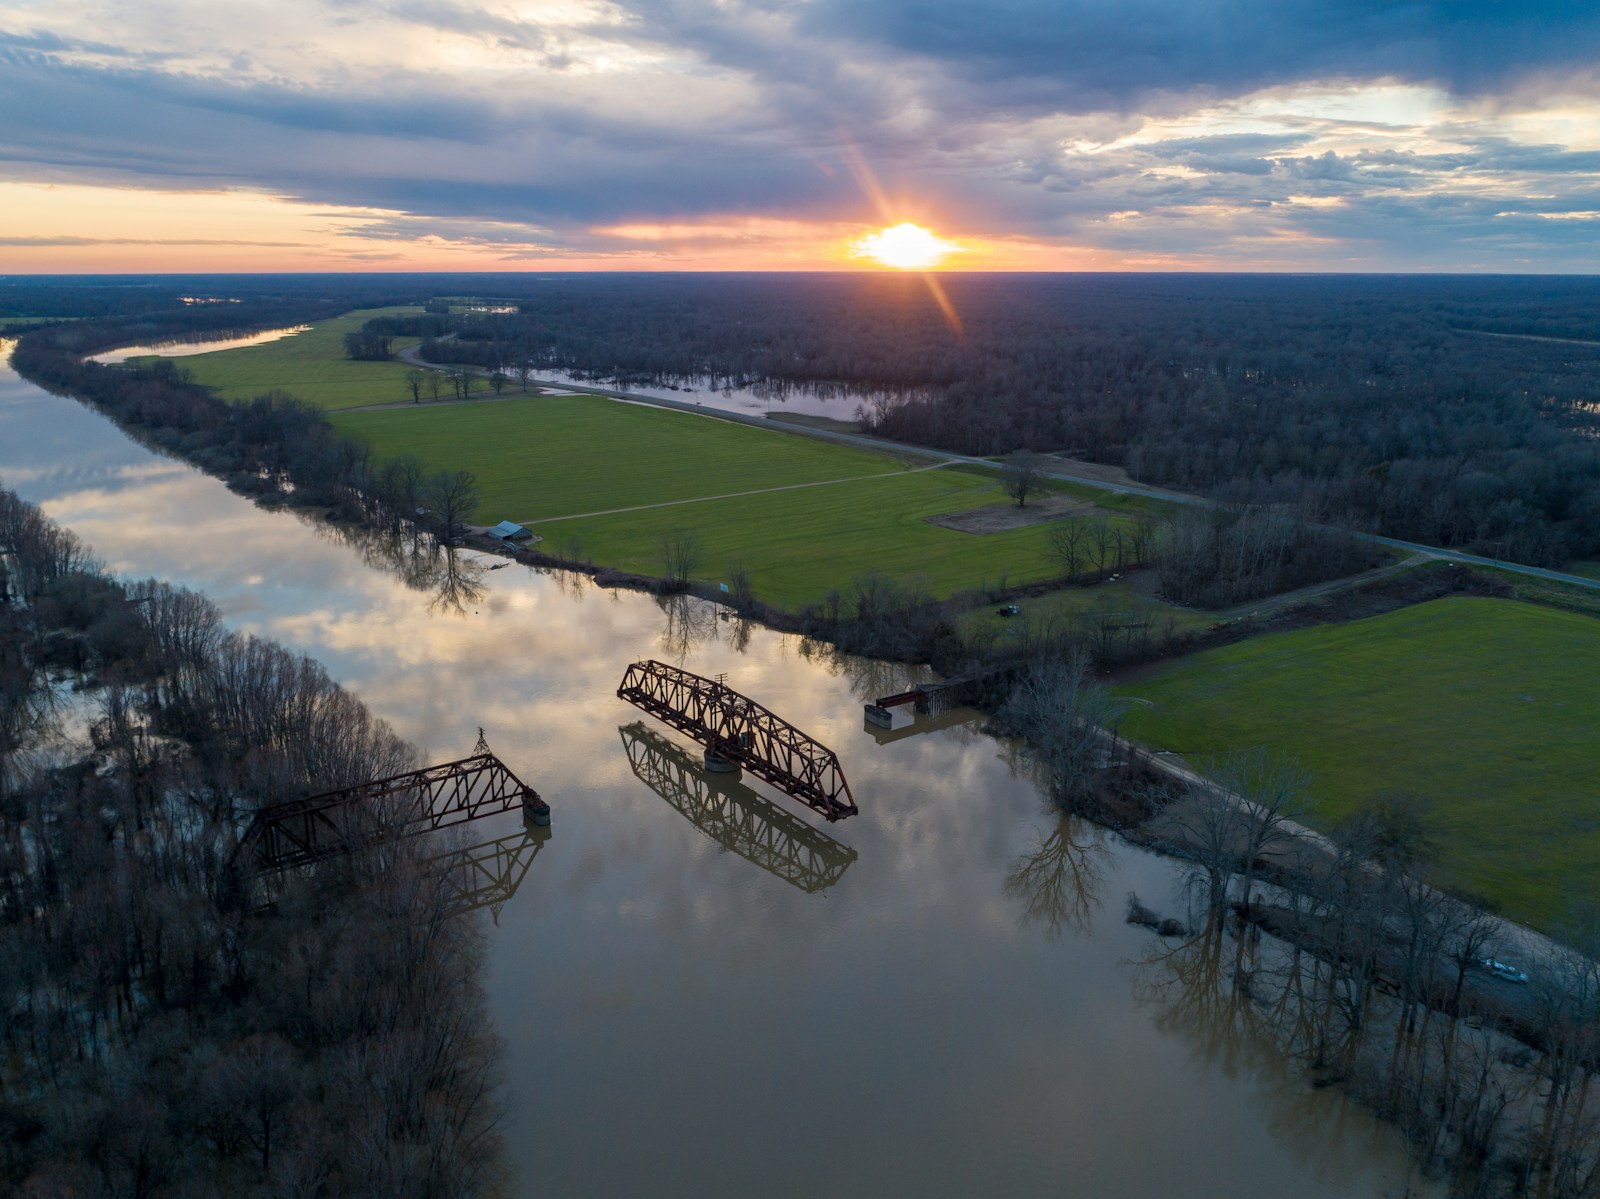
(1002, 451), (1043, 508)
(404, 369), (425, 404)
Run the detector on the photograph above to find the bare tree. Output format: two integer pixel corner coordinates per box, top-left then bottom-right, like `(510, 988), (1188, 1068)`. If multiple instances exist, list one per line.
(1001, 451), (1043, 508)
(427, 370), (443, 403)
(1045, 517), (1088, 581)
(424, 470), (479, 547)
(995, 651), (1125, 811)
(660, 528), (702, 589)
(404, 369), (425, 404)
(1212, 750), (1310, 919)
(1089, 516), (1114, 577)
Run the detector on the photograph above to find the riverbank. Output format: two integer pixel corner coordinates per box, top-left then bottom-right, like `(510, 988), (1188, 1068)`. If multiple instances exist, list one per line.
(0, 334), (1442, 1199)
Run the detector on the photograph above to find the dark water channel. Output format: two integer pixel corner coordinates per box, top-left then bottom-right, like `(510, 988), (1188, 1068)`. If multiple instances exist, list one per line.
(1, 340), (1436, 1197)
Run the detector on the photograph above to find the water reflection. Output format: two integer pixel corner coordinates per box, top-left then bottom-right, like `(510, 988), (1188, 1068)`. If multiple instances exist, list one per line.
(619, 721), (857, 893)
(89, 325), (310, 364)
(1003, 812), (1110, 940)
(425, 822), (553, 921)
(311, 519), (486, 614)
(1130, 923), (1420, 1192)
(861, 702), (980, 746)
(528, 367), (916, 422)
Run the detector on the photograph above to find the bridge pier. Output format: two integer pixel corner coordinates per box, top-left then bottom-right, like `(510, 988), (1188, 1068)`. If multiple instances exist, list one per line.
(523, 791), (552, 826)
(703, 749), (738, 773)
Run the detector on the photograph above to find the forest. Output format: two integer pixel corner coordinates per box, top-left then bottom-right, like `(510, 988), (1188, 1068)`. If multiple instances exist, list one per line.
(0, 485), (504, 1196)
(12, 271), (1600, 571)
(398, 273), (1600, 570)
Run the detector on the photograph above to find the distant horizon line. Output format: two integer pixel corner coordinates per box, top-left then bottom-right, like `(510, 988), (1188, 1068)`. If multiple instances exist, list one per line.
(5, 269), (1600, 280)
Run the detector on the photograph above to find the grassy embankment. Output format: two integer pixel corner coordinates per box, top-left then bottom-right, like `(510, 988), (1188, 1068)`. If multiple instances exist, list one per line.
(153, 306), (424, 411)
(150, 307), (1163, 609)
(1114, 595), (1600, 933)
(328, 396), (1158, 609)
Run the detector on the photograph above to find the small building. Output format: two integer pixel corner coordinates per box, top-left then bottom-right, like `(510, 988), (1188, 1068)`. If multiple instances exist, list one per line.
(487, 520), (532, 541)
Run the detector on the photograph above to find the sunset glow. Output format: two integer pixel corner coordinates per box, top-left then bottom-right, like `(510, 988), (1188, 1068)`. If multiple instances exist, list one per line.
(851, 223), (961, 270)
(1, 1), (1598, 271)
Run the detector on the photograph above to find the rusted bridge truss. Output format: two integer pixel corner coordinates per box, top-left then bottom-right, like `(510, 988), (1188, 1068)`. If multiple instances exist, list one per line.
(241, 748), (548, 872)
(617, 659), (858, 821)
(619, 722), (856, 893)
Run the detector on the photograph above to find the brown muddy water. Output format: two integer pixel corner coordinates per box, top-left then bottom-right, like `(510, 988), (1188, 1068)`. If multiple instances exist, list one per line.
(1, 340), (1437, 1197)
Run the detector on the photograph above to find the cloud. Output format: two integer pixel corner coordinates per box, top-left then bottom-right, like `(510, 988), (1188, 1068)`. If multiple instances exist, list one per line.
(1, 0), (1599, 270)
(0, 235), (309, 247)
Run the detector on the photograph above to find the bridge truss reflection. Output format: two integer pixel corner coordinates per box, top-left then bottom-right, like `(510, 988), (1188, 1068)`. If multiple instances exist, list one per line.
(425, 823), (552, 920)
(619, 722), (858, 894)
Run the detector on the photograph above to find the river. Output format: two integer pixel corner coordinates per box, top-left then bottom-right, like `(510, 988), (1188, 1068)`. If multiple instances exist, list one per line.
(1, 338), (1435, 1198)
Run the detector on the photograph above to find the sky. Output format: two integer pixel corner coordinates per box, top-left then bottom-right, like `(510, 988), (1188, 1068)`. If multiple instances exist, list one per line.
(1, 0), (1599, 273)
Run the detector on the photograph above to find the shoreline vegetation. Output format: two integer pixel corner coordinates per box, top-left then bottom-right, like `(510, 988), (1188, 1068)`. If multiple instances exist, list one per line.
(0, 485), (505, 1196)
(9, 282), (1600, 1198)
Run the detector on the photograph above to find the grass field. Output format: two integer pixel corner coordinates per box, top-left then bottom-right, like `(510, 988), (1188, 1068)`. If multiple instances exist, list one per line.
(1114, 596), (1600, 932)
(151, 307), (423, 410)
(958, 576), (1215, 642)
(329, 393), (1156, 608)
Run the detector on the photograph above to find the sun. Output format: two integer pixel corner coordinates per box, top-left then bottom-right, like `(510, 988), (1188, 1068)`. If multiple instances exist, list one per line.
(852, 222), (960, 269)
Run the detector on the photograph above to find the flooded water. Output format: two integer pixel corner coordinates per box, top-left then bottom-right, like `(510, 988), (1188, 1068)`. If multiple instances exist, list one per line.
(1, 338), (1436, 1198)
(528, 366), (903, 422)
(90, 324), (310, 363)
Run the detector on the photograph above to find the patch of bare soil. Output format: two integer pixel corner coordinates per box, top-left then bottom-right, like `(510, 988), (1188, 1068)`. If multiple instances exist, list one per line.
(927, 491), (1101, 534)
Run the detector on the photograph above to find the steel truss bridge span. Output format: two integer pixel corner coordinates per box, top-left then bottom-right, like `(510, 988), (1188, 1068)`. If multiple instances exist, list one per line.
(241, 748), (548, 872)
(617, 659), (858, 821)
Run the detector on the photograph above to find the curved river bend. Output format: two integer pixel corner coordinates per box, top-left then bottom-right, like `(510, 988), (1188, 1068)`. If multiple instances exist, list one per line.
(1, 339), (1434, 1198)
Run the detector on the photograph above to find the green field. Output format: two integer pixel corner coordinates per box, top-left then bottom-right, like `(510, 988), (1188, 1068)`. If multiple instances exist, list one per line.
(330, 394), (1154, 608)
(1115, 596), (1600, 932)
(151, 307), (424, 410)
(958, 577), (1214, 642)
(1, 316), (80, 328)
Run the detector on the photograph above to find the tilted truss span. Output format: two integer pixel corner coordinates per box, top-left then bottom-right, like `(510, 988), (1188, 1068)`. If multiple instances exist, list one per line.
(617, 659), (858, 821)
(619, 722), (857, 892)
(241, 750), (547, 872)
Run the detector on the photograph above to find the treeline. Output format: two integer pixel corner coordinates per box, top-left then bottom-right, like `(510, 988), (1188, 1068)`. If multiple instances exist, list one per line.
(11, 329), (480, 548)
(387, 273), (1600, 569)
(1151, 505), (1381, 608)
(0, 486), (505, 1195)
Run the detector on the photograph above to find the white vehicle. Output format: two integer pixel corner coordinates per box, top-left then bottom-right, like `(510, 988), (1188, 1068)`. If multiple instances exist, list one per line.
(1481, 958), (1530, 984)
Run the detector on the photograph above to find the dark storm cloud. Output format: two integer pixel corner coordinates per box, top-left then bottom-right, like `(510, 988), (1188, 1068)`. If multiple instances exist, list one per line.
(793, 0), (1600, 107)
